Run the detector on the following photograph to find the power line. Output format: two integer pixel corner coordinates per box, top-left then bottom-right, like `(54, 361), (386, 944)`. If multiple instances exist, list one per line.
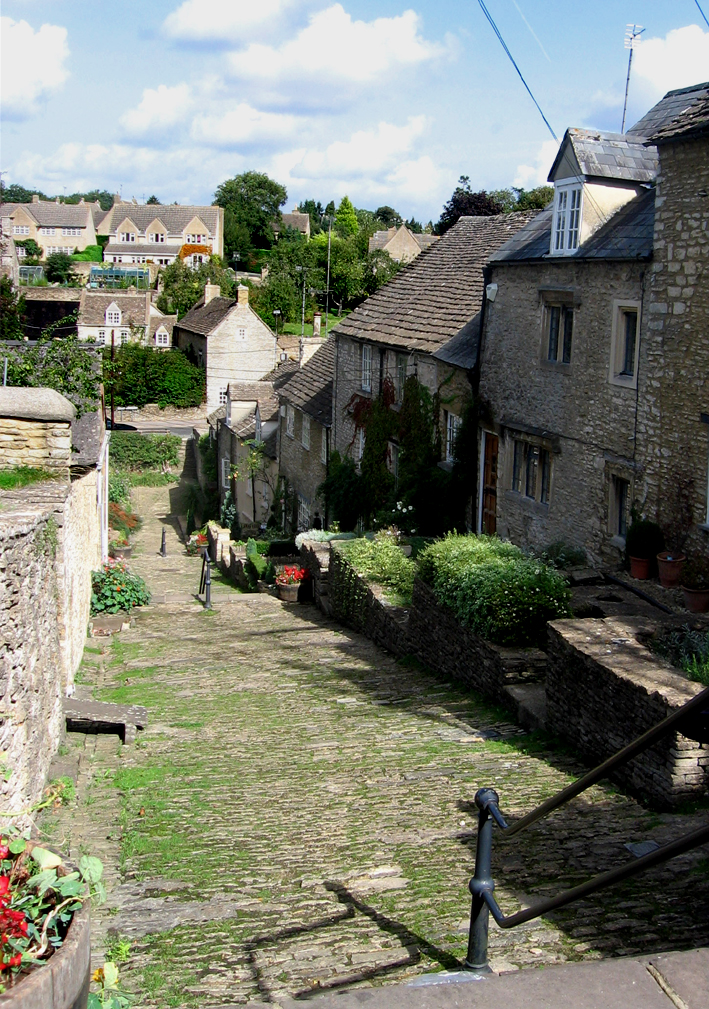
(476, 0), (558, 140)
(694, 0), (709, 29)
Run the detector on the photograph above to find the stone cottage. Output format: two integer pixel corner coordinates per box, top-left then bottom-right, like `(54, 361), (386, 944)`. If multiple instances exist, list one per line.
(277, 338), (335, 531)
(331, 213), (538, 472)
(368, 224), (438, 263)
(174, 283), (278, 414)
(476, 81), (709, 565)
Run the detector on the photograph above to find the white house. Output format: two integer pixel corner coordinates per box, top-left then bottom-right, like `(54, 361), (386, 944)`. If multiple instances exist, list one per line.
(98, 198), (224, 266)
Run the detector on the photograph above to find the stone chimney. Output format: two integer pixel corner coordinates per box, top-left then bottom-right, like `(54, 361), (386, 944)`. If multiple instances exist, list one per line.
(32, 194), (40, 204)
(312, 313), (322, 338)
(112, 194), (121, 205)
(237, 284), (249, 305)
(204, 283), (221, 305)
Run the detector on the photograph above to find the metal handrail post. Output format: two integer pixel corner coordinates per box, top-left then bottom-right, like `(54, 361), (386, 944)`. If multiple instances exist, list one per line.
(204, 552), (212, 610)
(464, 788), (499, 972)
(160, 528), (167, 558)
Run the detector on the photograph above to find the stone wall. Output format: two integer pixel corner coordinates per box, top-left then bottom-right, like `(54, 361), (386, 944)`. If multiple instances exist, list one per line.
(0, 502), (63, 819)
(546, 616), (709, 809)
(0, 417), (72, 474)
(328, 546), (410, 657)
(279, 411), (328, 529)
(299, 540), (332, 615)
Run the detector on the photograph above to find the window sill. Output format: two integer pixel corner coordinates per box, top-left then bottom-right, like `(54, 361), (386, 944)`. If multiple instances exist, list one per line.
(539, 359), (572, 373)
(609, 376), (638, 391)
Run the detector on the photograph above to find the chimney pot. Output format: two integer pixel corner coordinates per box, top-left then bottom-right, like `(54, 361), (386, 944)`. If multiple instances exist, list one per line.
(32, 194), (40, 204)
(203, 283), (221, 305)
(237, 284), (249, 305)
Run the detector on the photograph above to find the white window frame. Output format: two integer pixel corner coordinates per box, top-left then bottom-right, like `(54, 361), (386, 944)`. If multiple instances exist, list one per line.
(13, 225), (30, 235)
(301, 412), (310, 450)
(149, 232), (166, 243)
(321, 426), (328, 466)
(219, 387), (228, 405)
(551, 182), (582, 255)
(361, 343), (372, 392)
(119, 330), (129, 343)
(155, 329), (169, 347)
(61, 227), (81, 237)
(445, 411), (461, 463)
(609, 299), (641, 389)
(39, 227), (56, 236)
(356, 427), (365, 462)
(106, 308), (122, 326)
(286, 404), (295, 438)
(120, 232), (136, 243)
(16, 246), (26, 259)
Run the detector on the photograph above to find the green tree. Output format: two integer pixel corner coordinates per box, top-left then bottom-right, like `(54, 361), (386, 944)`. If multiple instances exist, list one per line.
(213, 171), (288, 263)
(63, 190), (114, 210)
(146, 194), (161, 205)
(0, 278), (25, 340)
(435, 177), (503, 235)
(489, 185), (554, 213)
(156, 257), (234, 318)
(44, 252), (78, 284)
(405, 217), (423, 233)
(104, 344), (205, 408)
(335, 195), (359, 238)
(299, 198), (325, 235)
(362, 250), (400, 297)
(0, 183), (48, 203)
(375, 206), (402, 228)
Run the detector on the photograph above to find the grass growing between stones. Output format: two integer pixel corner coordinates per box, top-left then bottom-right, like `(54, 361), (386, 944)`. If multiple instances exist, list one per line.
(0, 465), (57, 489)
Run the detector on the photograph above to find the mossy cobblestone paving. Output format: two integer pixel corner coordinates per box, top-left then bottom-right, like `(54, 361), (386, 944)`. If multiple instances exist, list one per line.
(47, 485), (709, 1007)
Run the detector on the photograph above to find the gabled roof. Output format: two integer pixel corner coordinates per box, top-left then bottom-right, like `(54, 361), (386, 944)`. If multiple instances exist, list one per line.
(547, 129), (657, 184)
(368, 225), (438, 255)
(149, 314), (177, 339)
(2, 201), (96, 228)
(78, 291), (149, 328)
(263, 359), (299, 390)
(332, 213), (538, 355)
(279, 211), (310, 236)
(279, 338), (335, 425)
(490, 187), (655, 263)
(177, 295), (236, 336)
(628, 81), (709, 138)
(98, 202), (220, 236)
(646, 92), (709, 145)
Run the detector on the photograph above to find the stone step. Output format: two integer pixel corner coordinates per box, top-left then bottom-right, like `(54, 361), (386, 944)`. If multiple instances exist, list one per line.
(63, 698), (148, 744)
(502, 683), (547, 731)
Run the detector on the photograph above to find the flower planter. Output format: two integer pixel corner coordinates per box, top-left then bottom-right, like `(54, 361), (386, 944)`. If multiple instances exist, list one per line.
(629, 556), (650, 580)
(110, 545), (132, 560)
(277, 583), (299, 603)
(681, 586), (709, 613)
(0, 901), (91, 1009)
(657, 551), (685, 588)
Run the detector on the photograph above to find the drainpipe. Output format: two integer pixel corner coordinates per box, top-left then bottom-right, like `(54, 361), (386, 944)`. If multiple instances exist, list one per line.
(470, 266), (493, 531)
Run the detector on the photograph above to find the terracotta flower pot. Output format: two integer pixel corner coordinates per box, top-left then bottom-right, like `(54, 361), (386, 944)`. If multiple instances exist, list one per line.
(277, 582), (299, 603)
(657, 551), (685, 588)
(681, 586), (709, 613)
(110, 544), (132, 560)
(629, 556), (650, 580)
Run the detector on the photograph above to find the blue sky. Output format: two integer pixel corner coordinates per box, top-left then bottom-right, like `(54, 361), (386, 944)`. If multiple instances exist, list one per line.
(2, 0), (708, 222)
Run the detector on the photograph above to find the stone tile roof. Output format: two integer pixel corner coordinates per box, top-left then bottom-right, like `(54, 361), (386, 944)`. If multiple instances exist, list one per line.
(628, 81), (709, 138)
(99, 203), (220, 236)
(177, 296), (235, 336)
(79, 292), (149, 327)
(432, 316), (481, 370)
(263, 359), (299, 390)
(490, 188), (655, 263)
(2, 201), (97, 228)
(104, 243), (180, 256)
(332, 214), (538, 354)
(646, 92), (709, 144)
(148, 314), (177, 340)
(279, 338), (335, 426)
(549, 129), (658, 183)
(368, 227), (438, 253)
(22, 287), (82, 303)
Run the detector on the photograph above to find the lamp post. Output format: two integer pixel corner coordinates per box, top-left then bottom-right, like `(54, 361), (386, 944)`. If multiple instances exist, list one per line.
(295, 265), (308, 337)
(232, 252), (241, 277)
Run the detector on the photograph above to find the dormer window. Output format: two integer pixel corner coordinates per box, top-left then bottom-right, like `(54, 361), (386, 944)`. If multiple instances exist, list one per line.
(551, 184), (581, 254)
(120, 232), (136, 243)
(105, 304), (121, 326)
(149, 233), (166, 243)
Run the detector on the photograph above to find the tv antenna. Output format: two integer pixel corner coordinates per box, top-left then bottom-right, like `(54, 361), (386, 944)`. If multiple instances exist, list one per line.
(621, 24), (645, 133)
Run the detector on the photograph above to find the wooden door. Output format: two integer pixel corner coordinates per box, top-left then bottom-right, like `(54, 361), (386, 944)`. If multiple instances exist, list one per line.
(481, 433), (498, 535)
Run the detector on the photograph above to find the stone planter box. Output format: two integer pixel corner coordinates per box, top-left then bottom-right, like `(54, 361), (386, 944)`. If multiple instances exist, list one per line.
(110, 544), (132, 560)
(0, 902), (91, 1009)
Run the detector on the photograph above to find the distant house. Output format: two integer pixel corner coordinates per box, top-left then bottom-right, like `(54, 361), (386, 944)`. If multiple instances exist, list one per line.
(173, 284), (277, 413)
(277, 339), (335, 531)
(368, 224), (438, 263)
(1, 195), (102, 259)
(76, 291), (176, 348)
(274, 208), (311, 239)
(97, 198), (224, 267)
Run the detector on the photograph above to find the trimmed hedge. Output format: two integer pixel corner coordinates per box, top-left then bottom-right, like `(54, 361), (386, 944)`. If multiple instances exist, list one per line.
(418, 534), (571, 647)
(110, 432), (181, 471)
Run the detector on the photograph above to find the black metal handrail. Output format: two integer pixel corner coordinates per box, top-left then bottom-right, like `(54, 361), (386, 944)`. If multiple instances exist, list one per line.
(199, 549), (212, 609)
(464, 685), (709, 972)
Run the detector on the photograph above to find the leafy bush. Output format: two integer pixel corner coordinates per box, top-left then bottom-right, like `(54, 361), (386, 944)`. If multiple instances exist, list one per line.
(128, 471), (178, 487)
(108, 502), (141, 538)
(110, 432), (180, 471)
(108, 471), (131, 505)
(536, 540), (587, 570)
(651, 625), (709, 686)
(337, 531), (416, 603)
(220, 489), (241, 541)
(418, 534), (572, 647)
(91, 560), (150, 614)
(198, 433), (218, 483)
(70, 244), (103, 262)
(104, 344), (205, 409)
(244, 537), (275, 586)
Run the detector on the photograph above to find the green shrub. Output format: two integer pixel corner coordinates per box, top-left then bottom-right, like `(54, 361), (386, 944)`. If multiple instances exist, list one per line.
(70, 245), (103, 263)
(418, 533), (571, 647)
(625, 518), (664, 561)
(108, 471), (131, 505)
(91, 560), (150, 614)
(537, 541), (587, 569)
(110, 432), (180, 471)
(337, 532), (416, 603)
(220, 489), (241, 541)
(104, 344), (205, 409)
(128, 471), (178, 487)
(651, 625), (709, 686)
(198, 434), (217, 483)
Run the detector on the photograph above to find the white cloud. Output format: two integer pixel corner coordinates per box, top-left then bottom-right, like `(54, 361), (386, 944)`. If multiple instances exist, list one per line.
(163, 0), (293, 43)
(1, 17), (69, 119)
(513, 139), (558, 188)
(119, 83), (193, 136)
(190, 103), (299, 147)
(228, 5), (444, 86)
(633, 24), (709, 100)
(292, 116), (427, 178)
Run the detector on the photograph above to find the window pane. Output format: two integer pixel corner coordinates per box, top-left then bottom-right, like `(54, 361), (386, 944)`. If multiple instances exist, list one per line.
(562, 308), (573, 363)
(548, 306), (560, 361)
(540, 449), (551, 503)
(621, 311), (637, 376)
(512, 440), (523, 492)
(555, 190), (567, 251)
(525, 446), (538, 498)
(568, 189), (581, 249)
(397, 355), (407, 401)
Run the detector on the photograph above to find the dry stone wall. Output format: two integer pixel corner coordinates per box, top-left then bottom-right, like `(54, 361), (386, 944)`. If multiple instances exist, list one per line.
(328, 546), (409, 657)
(0, 417), (71, 474)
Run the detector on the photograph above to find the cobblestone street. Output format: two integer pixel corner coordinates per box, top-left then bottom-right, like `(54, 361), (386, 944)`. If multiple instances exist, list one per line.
(44, 479), (709, 1008)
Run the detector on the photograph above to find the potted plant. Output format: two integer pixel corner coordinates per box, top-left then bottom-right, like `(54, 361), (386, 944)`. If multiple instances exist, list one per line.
(275, 565), (308, 602)
(625, 517), (664, 580)
(659, 467), (694, 588)
(680, 557), (709, 613)
(109, 536), (132, 560)
(185, 532), (208, 556)
(657, 550), (686, 588)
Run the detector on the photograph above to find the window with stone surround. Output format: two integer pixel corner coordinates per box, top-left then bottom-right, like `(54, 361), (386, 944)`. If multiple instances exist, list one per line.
(286, 404), (295, 438)
(301, 412), (310, 450)
(609, 300), (641, 388)
(546, 305), (573, 364)
(445, 411), (461, 463)
(510, 438), (552, 505)
(361, 343), (372, 392)
(297, 495), (310, 530)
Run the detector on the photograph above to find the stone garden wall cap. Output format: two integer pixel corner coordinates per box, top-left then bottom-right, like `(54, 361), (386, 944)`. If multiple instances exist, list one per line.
(0, 387), (76, 422)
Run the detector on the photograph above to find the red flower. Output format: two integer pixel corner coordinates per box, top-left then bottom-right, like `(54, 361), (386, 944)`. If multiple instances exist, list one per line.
(0, 846), (8, 861)
(0, 878), (9, 898)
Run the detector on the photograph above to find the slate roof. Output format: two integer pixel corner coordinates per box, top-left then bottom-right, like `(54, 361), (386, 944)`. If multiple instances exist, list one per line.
(432, 316), (481, 370)
(646, 92), (709, 144)
(79, 292), (149, 327)
(279, 338), (335, 426)
(104, 243), (179, 257)
(548, 129), (658, 183)
(263, 359), (299, 390)
(332, 213), (538, 354)
(2, 201), (97, 228)
(628, 81), (709, 138)
(148, 314), (176, 340)
(177, 296), (235, 336)
(99, 203), (220, 236)
(490, 188), (655, 263)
